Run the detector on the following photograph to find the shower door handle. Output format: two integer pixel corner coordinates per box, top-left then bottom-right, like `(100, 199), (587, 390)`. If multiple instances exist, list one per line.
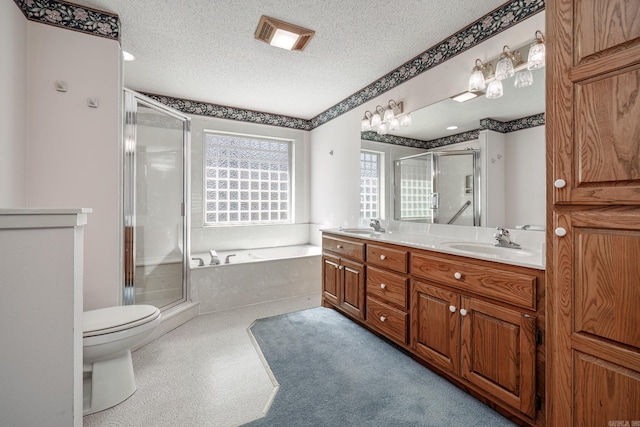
(429, 193), (439, 209)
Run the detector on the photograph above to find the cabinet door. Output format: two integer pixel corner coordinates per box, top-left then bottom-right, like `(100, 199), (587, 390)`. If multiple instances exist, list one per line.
(460, 297), (536, 418)
(411, 280), (460, 375)
(322, 254), (340, 306)
(341, 258), (365, 320)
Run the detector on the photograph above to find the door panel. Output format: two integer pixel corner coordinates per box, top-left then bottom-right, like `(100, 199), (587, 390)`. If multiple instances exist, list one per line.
(341, 258), (365, 319)
(322, 254), (340, 306)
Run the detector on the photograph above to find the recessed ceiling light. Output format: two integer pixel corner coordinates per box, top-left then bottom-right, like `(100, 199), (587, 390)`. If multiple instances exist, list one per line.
(122, 51), (135, 61)
(446, 125), (459, 130)
(255, 15), (315, 51)
(450, 91), (483, 103)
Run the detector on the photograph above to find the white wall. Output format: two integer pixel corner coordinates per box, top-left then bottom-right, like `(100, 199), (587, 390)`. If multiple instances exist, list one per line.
(309, 12), (545, 240)
(505, 125), (546, 228)
(0, 2), (27, 207)
(189, 114), (312, 252)
(26, 23), (121, 310)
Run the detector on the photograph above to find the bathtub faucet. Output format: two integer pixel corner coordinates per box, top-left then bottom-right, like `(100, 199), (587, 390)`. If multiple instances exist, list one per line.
(225, 254), (236, 264)
(209, 250), (221, 265)
(191, 257), (204, 267)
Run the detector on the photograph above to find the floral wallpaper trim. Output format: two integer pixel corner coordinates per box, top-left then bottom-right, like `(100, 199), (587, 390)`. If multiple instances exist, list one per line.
(14, 0), (120, 40)
(480, 113), (545, 133)
(142, 93), (313, 131)
(362, 113), (545, 149)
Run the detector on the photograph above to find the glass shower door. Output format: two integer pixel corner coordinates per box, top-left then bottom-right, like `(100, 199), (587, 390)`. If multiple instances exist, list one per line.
(124, 90), (190, 309)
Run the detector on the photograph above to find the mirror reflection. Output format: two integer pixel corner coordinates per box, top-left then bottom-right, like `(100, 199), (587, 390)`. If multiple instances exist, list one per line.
(361, 68), (545, 229)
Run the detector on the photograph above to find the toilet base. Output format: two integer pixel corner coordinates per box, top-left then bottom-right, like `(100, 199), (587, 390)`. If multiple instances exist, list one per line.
(83, 350), (136, 415)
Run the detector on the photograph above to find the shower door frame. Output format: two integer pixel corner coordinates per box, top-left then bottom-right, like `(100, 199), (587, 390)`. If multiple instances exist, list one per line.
(123, 89), (191, 310)
(432, 150), (481, 226)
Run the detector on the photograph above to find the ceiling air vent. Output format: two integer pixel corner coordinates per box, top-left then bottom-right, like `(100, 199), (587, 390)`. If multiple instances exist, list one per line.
(254, 15), (315, 51)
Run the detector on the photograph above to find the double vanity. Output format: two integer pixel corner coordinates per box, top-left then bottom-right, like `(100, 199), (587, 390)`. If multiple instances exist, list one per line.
(321, 226), (545, 426)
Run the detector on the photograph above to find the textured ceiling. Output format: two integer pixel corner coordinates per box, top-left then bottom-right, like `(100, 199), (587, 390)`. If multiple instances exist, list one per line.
(70, 0), (508, 119)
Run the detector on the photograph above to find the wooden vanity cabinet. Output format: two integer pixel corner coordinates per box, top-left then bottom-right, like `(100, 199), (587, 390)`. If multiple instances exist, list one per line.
(410, 252), (541, 421)
(365, 243), (409, 345)
(321, 232), (545, 424)
(322, 235), (365, 320)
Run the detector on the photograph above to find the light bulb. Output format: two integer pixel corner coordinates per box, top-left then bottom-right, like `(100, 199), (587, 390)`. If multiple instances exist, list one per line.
(514, 69), (533, 88)
(377, 122), (388, 135)
(527, 42), (546, 70)
(400, 114), (411, 127)
(486, 80), (504, 99)
(468, 69), (486, 92)
(370, 112), (381, 129)
(389, 118), (400, 131)
(495, 56), (514, 80)
(383, 107), (395, 123)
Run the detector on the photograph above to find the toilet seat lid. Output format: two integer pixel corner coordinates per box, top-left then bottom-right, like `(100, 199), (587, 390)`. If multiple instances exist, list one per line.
(83, 305), (160, 336)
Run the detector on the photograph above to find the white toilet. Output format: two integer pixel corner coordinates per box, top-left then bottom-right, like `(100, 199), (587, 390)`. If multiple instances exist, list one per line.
(83, 305), (161, 415)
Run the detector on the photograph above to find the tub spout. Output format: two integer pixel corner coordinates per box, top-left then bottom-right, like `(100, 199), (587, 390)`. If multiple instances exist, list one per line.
(191, 257), (204, 267)
(209, 250), (220, 265)
(225, 254), (236, 264)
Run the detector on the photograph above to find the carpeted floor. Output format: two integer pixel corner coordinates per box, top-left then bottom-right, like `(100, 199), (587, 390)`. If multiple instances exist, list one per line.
(244, 306), (517, 427)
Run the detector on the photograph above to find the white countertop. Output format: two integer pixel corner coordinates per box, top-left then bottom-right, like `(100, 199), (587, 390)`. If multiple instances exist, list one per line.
(322, 225), (545, 270)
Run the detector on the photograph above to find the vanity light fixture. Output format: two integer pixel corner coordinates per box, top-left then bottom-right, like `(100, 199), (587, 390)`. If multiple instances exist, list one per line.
(468, 30), (545, 100)
(254, 15), (315, 51)
(527, 30), (546, 70)
(361, 100), (411, 134)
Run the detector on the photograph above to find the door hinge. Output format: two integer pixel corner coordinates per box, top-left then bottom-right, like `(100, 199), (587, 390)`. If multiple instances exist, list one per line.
(535, 329), (543, 346)
(535, 394), (542, 411)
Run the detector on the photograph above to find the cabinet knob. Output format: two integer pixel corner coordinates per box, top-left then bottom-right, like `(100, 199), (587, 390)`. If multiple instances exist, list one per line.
(554, 179), (567, 189)
(338, 265), (343, 270)
(336, 244), (342, 249)
(380, 283), (386, 289)
(454, 272), (462, 280)
(380, 316), (386, 322)
(555, 227), (567, 237)
(449, 305), (456, 313)
(460, 309), (468, 316)
(380, 255), (386, 260)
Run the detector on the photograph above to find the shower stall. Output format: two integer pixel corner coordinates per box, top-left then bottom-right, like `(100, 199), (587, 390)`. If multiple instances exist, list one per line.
(394, 150), (480, 225)
(123, 89), (191, 309)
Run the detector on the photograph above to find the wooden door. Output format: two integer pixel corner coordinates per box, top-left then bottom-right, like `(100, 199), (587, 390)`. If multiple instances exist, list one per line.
(340, 258), (365, 319)
(410, 280), (460, 374)
(460, 297), (536, 418)
(547, 0), (640, 425)
(322, 254), (340, 306)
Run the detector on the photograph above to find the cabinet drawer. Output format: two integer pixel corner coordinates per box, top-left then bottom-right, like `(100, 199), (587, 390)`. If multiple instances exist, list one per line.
(322, 236), (365, 262)
(411, 253), (536, 310)
(367, 244), (408, 273)
(366, 266), (408, 309)
(366, 298), (408, 345)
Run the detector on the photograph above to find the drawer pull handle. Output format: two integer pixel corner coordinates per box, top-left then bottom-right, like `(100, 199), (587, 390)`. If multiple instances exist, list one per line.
(380, 316), (387, 322)
(555, 227), (567, 237)
(380, 255), (386, 260)
(449, 305), (456, 313)
(454, 272), (462, 280)
(460, 309), (468, 316)
(336, 244), (343, 249)
(380, 283), (386, 289)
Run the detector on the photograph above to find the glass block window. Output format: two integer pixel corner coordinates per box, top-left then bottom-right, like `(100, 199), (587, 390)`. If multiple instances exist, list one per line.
(398, 158), (432, 220)
(360, 150), (382, 219)
(204, 132), (291, 225)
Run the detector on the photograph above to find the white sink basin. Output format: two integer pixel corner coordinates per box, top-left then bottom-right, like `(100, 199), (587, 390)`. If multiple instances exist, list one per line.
(442, 242), (535, 257)
(339, 228), (380, 236)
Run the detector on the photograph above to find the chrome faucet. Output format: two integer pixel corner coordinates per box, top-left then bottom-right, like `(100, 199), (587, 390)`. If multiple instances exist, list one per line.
(494, 227), (521, 249)
(369, 219), (385, 233)
(209, 250), (221, 265)
(225, 254), (236, 264)
(191, 257), (204, 267)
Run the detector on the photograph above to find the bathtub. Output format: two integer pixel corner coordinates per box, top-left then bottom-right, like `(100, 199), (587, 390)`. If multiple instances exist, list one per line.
(189, 244), (321, 313)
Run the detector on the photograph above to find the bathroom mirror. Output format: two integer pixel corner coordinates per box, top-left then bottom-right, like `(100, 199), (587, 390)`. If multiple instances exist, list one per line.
(361, 67), (546, 229)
